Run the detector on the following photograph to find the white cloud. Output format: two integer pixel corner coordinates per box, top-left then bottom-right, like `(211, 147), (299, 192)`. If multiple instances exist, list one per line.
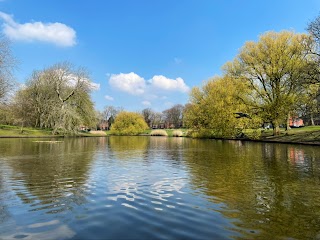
(105, 95), (114, 101)
(149, 75), (189, 93)
(109, 72), (145, 95)
(142, 100), (151, 106)
(0, 11), (76, 47)
(108, 72), (190, 101)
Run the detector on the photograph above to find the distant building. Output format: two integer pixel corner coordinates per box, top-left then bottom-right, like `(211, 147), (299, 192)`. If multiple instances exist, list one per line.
(289, 117), (304, 127)
(98, 120), (109, 130)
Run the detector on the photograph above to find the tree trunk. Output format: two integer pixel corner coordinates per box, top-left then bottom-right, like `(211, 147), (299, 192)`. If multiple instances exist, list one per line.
(272, 120), (280, 136)
(20, 122), (24, 134)
(311, 113), (315, 126)
(286, 112), (291, 131)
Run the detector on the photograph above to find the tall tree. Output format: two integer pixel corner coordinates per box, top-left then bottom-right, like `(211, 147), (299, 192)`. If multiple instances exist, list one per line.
(103, 105), (120, 130)
(225, 31), (316, 135)
(184, 76), (255, 138)
(13, 62), (96, 134)
(300, 83), (320, 125)
(307, 14), (320, 53)
(141, 108), (153, 127)
(163, 104), (184, 128)
(0, 35), (17, 102)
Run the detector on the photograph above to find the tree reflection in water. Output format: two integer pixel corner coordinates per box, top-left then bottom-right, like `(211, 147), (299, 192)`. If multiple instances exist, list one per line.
(1, 138), (103, 210)
(183, 139), (320, 239)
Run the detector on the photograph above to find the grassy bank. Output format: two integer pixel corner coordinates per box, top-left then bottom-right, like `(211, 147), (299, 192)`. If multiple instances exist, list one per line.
(0, 125), (53, 137)
(259, 126), (320, 144)
(1, 124), (320, 145)
(0, 125), (106, 138)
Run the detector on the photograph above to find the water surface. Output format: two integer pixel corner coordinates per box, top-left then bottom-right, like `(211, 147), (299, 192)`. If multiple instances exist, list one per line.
(0, 137), (320, 239)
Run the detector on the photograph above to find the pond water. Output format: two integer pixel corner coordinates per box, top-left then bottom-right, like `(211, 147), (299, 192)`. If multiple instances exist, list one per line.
(0, 137), (320, 239)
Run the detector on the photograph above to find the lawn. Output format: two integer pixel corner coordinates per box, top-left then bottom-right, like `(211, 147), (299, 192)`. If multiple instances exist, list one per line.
(2, 124), (320, 144)
(0, 125), (53, 137)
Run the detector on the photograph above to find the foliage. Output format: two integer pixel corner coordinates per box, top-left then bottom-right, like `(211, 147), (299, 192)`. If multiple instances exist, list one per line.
(12, 62), (96, 135)
(110, 111), (149, 135)
(299, 83), (320, 125)
(224, 31), (317, 135)
(150, 129), (168, 136)
(0, 103), (14, 125)
(184, 76), (260, 138)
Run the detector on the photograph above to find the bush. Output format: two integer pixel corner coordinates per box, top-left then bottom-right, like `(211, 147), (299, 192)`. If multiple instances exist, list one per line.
(110, 112), (149, 135)
(172, 130), (183, 137)
(245, 129), (262, 140)
(150, 129), (168, 136)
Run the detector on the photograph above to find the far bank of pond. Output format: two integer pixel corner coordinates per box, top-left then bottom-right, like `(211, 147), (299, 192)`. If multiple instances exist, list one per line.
(1, 124), (320, 145)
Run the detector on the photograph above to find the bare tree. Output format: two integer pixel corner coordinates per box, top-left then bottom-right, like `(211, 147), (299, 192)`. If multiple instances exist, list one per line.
(0, 35), (17, 102)
(142, 108), (153, 127)
(307, 14), (320, 49)
(103, 105), (119, 130)
(163, 104), (184, 128)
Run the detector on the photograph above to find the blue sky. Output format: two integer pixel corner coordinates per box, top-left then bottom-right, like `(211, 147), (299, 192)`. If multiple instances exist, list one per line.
(0, 0), (320, 112)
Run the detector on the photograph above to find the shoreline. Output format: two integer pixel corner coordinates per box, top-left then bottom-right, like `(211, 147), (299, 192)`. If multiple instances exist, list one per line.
(1, 134), (320, 146)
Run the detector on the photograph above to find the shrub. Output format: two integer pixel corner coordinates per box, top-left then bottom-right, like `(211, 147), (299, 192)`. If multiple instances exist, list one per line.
(245, 129), (262, 140)
(172, 130), (183, 137)
(150, 129), (168, 136)
(110, 112), (149, 135)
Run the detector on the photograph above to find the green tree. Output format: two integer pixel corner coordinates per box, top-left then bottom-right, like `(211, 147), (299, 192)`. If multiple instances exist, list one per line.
(300, 83), (320, 125)
(225, 31), (316, 135)
(110, 111), (148, 135)
(184, 76), (258, 138)
(13, 62), (96, 134)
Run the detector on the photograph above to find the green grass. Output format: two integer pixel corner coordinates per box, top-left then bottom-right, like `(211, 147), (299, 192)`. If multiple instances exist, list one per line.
(260, 126), (320, 143)
(0, 124), (53, 137)
(3, 124), (318, 143)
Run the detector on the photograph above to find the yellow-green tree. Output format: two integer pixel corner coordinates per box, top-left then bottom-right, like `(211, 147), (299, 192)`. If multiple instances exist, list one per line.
(110, 111), (148, 135)
(225, 31), (316, 135)
(184, 76), (259, 138)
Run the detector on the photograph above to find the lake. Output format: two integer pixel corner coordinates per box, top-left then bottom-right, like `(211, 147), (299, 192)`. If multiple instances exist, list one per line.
(0, 136), (320, 239)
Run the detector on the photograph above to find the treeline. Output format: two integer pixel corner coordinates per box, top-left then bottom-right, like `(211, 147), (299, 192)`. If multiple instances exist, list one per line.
(96, 104), (185, 131)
